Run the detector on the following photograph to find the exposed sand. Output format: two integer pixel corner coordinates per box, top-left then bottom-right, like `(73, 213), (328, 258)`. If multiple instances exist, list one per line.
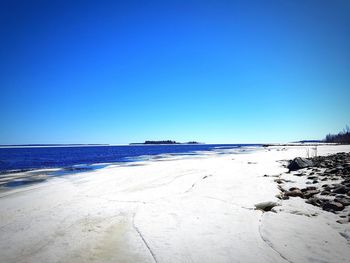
(0, 145), (350, 263)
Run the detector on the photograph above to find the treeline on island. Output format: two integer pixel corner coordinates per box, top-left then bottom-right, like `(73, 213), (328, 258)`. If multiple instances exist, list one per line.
(144, 140), (178, 144)
(144, 140), (200, 144)
(325, 125), (350, 144)
(130, 140), (200, 145)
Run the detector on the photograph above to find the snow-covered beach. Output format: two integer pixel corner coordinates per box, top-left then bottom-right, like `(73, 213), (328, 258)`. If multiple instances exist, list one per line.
(1, 145), (350, 263)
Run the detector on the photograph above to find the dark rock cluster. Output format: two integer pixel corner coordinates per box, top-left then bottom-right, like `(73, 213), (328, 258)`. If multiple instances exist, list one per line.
(287, 157), (314, 171)
(278, 152), (350, 222)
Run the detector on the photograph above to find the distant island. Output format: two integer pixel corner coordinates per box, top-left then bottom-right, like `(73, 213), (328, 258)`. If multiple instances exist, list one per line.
(130, 140), (201, 145)
(145, 140), (178, 144)
(293, 140), (323, 143)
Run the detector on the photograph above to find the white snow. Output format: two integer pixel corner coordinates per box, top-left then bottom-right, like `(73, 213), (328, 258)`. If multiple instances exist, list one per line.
(0, 145), (349, 262)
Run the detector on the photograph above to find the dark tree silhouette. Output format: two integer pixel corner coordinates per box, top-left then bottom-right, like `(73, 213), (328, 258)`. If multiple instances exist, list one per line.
(325, 125), (350, 144)
(144, 140), (178, 144)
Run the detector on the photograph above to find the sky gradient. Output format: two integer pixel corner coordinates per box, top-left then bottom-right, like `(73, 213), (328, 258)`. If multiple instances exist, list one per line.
(1, 0), (349, 144)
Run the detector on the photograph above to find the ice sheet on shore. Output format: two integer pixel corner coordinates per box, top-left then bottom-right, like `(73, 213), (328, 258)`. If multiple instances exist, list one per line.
(0, 145), (350, 262)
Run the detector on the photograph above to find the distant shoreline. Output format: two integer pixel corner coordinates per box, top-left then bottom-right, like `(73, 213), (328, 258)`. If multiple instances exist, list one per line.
(0, 144), (110, 149)
(262, 142), (340, 147)
(0, 144), (108, 146)
(129, 140), (201, 145)
(2, 142), (345, 149)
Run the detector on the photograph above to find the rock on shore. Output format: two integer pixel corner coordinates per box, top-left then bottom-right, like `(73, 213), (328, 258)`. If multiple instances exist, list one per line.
(278, 152), (350, 221)
(287, 157), (314, 171)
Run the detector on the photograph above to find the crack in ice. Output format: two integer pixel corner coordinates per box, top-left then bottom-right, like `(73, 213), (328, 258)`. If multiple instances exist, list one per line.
(132, 209), (159, 263)
(202, 195), (254, 211)
(258, 213), (293, 263)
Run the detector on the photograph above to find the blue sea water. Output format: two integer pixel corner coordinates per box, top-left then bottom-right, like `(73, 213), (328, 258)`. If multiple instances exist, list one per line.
(0, 144), (260, 173)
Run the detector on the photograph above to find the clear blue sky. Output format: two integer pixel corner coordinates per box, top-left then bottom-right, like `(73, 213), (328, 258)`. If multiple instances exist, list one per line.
(1, 0), (349, 144)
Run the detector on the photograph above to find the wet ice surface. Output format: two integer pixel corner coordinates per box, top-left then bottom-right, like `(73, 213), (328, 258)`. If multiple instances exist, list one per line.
(0, 164), (109, 189)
